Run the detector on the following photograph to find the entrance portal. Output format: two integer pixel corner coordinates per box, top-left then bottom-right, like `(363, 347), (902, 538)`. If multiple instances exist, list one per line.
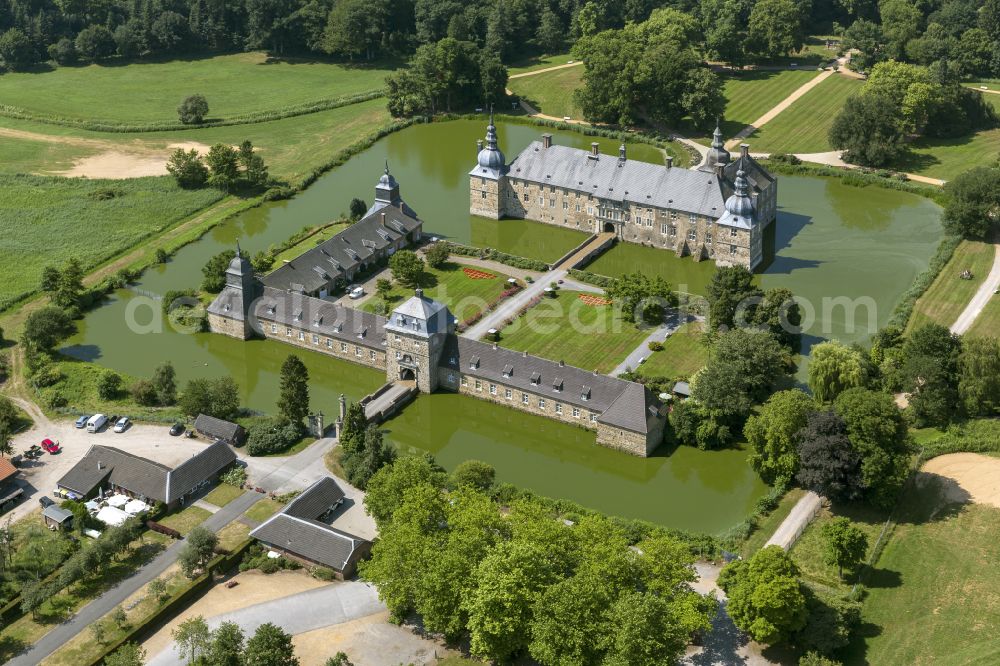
(400, 368), (416, 381)
(603, 222), (615, 233)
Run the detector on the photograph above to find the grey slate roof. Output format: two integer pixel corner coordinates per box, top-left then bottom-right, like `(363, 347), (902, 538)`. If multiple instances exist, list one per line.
(250, 476), (364, 571)
(43, 505), (74, 524)
(193, 414), (245, 444)
(167, 440), (238, 504)
(506, 141), (774, 225)
(261, 207), (421, 294)
(207, 285), (247, 320)
(254, 287), (388, 347)
(441, 337), (660, 434)
(58, 445), (170, 502)
(384, 290), (452, 338)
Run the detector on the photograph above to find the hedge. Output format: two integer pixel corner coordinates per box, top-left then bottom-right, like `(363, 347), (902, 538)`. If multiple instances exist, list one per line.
(568, 268), (614, 288)
(440, 241), (550, 272)
(917, 419), (1000, 463)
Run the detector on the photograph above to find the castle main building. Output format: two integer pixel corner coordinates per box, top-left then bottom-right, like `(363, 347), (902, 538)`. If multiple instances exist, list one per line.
(469, 116), (778, 271)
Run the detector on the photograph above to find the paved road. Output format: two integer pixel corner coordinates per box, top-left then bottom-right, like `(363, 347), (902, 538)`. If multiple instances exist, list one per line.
(951, 243), (1000, 335)
(146, 581), (385, 666)
(8, 490), (261, 666)
(610, 311), (693, 376)
(764, 491), (823, 550)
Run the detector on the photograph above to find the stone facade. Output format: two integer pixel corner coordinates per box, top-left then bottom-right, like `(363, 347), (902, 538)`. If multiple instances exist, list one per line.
(596, 421), (663, 457)
(207, 312), (249, 340)
(469, 173), (503, 219)
(257, 318), (387, 371)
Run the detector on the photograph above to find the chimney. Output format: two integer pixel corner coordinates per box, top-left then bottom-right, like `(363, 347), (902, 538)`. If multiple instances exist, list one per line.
(714, 164), (724, 179)
(476, 139), (484, 156)
(590, 142), (599, 156)
(619, 143), (626, 162)
(740, 143), (749, 159)
(381, 212), (386, 226)
(97, 461), (104, 471)
(665, 156), (673, 169)
(559, 359), (565, 367)
(522, 350), (527, 358)
(542, 133), (552, 149)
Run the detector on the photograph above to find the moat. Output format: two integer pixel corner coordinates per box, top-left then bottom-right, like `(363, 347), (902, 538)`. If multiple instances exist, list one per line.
(61, 119), (942, 533)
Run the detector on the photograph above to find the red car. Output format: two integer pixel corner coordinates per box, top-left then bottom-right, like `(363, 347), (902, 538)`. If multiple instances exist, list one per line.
(41, 438), (61, 454)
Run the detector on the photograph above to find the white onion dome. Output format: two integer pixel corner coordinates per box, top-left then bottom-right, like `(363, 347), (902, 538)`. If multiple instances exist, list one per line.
(725, 170), (755, 217)
(477, 112), (506, 170)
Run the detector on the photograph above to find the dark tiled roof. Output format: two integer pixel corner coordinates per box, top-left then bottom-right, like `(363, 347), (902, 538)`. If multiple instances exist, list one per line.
(167, 440), (238, 504)
(261, 207), (421, 293)
(250, 514), (367, 571)
(254, 287), (387, 347)
(283, 477), (346, 520)
(58, 445), (170, 502)
(206, 285), (247, 320)
(597, 382), (664, 434)
(193, 415), (245, 443)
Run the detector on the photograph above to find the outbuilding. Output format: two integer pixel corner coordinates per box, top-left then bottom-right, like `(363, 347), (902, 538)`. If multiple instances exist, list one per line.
(42, 505), (74, 530)
(193, 414), (247, 446)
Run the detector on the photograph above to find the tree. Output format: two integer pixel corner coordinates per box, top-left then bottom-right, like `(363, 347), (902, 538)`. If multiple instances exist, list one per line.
(179, 376), (240, 420)
(375, 278), (392, 302)
(148, 577), (168, 604)
(178, 527), (218, 579)
(277, 354), (309, 427)
(808, 340), (866, 403)
(529, 572), (615, 666)
(795, 590), (861, 656)
(343, 424), (397, 489)
(48, 37), (79, 65)
(90, 621), (107, 645)
(97, 371), (124, 400)
(748, 0), (805, 58)
(682, 67), (727, 131)
(744, 389), (815, 485)
(207, 621), (245, 666)
(173, 615), (212, 663)
(536, 6), (564, 53)
(363, 454), (447, 528)
(389, 250), (424, 287)
(130, 379), (159, 406)
(349, 197), (367, 220)
(22, 307), (76, 351)
(706, 265), (763, 332)
(152, 361), (178, 406)
(821, 517), (868, 579)
(799, 652), (843, 666)
(338, 402), (367, 457)
(40, 265), (61, 294)
(829, 93), (907, 166)
(0, 28), (35, 70)
(55, 257), (84, 309)
(166, 149), (209, 189)
(75, 25), (115, 60)
(842, 19), (884, 71)
(958, 337), (1000, 417)
(941, 166), (1000, 239)
(449, 460), (495, 491)
(112, 604), (128, 629)
(113, 23), (143, 59)
(601, 590), (690, 666)
(151, 10), (188, 52)
(899, 323), (962, 428)
(178, 94), (209, 125)
(795, 410), (863, 501)
(879, 0), (921, 60)
(206, 144), (240, 191)
(424, 242), (450, 269)
(719, 546), (807, 645)
(104, 643), (146, 666)
(202, 249), (236, 293)
(244, 622), (299, 666)
(606, 272), (675, 324)
(238, 140), (269, 187)
(325, 654), (353, 666)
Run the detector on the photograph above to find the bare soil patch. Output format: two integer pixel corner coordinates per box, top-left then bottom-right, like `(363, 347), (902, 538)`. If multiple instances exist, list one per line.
(57, 141), (212, 179)
(920, 453), (1000, 508)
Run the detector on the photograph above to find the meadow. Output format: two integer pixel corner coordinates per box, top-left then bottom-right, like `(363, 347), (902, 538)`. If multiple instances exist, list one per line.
(906, 239), (996, 332)
(967, 293), (1000, 338)
(747, 73), (864, 154)
(508, 52), (575, 75)
(0, 52), (395, 123)
(895, 95), (1000, 180)
(0, 174), (222, 309)
(508, 66), (584, 119)
(635, 322), (708, 379)
(583, 242), (717, 297)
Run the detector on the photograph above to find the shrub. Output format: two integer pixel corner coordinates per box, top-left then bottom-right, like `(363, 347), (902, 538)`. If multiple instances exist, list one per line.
(219, 465), (247, 487)
(178, 95), (209, 125)
(312, 566), (337, 581)
(97, 371), (124, 400)
(648, 340), (664, 352)
(424, 242), (450, 269)
(245, 418), (302, 456)
(130, 379), (159, 406)
(47, 37), (77, 65)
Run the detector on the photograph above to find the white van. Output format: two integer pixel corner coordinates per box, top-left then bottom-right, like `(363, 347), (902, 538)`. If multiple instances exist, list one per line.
(87, 414), (108, 433)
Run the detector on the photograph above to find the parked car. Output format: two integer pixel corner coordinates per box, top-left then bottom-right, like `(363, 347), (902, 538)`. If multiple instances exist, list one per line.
(113, 417), (131, 433)
(86, 414), (108, 433)
(38, 496), (54, 508)
(41, 438), (61, 454)
(75, 415), (91, 429)
(348, 285), (365, 299)
(169, 422), (185, 437)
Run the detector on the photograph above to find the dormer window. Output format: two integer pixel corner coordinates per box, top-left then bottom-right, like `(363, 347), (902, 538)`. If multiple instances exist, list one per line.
(267, 305), (276, 315)
(581, 386), (591, 401)
(470, 356), (480, 369)
(530, 372), (541, 385)
(502, 364), (513, 378)
(294, 310), (303, 322)
(358, 327), (367, 339)
(397, 316), (407, 326)
(313, 316), (323, 327)
(553, 378), (563, 392)
(411, 321), (420, 331)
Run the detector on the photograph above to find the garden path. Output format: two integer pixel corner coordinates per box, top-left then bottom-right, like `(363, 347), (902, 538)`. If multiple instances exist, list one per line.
(763, 491), (823, 550)
(609, 310), (696, 376)
(950, 243), (1000, 335)
(724, 70), (833, 150)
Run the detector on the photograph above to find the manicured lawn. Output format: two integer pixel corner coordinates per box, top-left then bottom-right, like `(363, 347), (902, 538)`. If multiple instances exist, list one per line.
(509, 52), (575, 75)
(472, 218), (596, 264)
(747, 73), (864, 154)
(364, 261), (519, 324)
(271, 222), (350, 265)
(896, 127), (1000, 182)
(846, 480), (1000, 664)
(202, 483), (245, 509)
(216, 522), (253, 551)
(508, 66), (584, 119)
(0, 52), (395, 123)
(907, 239), (996, 333)
(158, 505), (212, 536)
(496, 290), (650, 373)
(635, 322), (709, 379)
(245, 497), (284, 523)
(682, 69), (821, 143)
(740, 487), (806, 558)
(789, 500), (890, 596)
(0, 173), (222, 310)
(966, 291), (1000, 339)
(583, 242), (717, 297)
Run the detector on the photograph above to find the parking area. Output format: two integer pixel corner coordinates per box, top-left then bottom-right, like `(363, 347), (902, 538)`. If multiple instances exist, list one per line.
(6, 412), (215, 524)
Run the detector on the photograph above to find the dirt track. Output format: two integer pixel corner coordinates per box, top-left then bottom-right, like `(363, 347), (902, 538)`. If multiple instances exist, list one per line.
(921, 453), (1000, 508)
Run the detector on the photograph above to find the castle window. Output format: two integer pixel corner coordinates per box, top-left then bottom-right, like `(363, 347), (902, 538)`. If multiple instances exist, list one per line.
(312, 334), (319, 344)
(461, 377), (468, 386)
(394, 334), (400, 341)
(481, 191), (487, 199)
(341, 342), (348, 352)
(523, 193), (529, 202)
(505, 388), (512, 399)
(475, 380), (482, 391)
(370, 350), (376, 360)
(731, 228), (738, 237)
(555, 403), (562, 414)
(707, 232), (713, 243)
(587, 206), (593, 215)
(298, 332), (305, 341)
(271, 324), (277, 334)
(355, 346), (362, 356)
(538, 398), (546, 409)
(549, 198), (555, 207)
(688, 230), (697, 241)
(670, 226), (677, 236)
(689, 214), (697, 224)
(572, 407), (580, 417)
(670, 211), (678, 220)
(481, 177), (486, 185)
(589, 413), (597, 422)
(646, 218), (652, 227)
(448, 373), (455, 384)
(522, 393), (529, 404)
(489, 383), (497, 395)
(326, 339), (332, 348)
(538, 197), (544, 205)
(562, 201), (568, 210)
(661, 223), (668, 234)
(395, 351), (401, 359)
(286, 328), (292, 337)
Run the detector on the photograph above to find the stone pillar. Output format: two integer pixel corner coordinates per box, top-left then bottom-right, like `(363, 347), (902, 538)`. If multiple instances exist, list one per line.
(335, 394), (346, 440)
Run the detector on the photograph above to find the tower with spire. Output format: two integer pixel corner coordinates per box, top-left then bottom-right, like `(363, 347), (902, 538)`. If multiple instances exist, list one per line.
(701, 120), (731, 173)
(207, 242), (259, 339)
(468, 108), (510, 219)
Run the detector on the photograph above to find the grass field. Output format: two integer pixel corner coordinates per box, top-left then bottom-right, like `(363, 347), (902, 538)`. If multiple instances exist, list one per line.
(686, 70), (822, 143)
(364, 261), (517, 324)
(847, 478), (1000, 664)
(509, 53), (575, 75)
(0, 174), (222, 308)
(907, 239), (996, 333)
(245, 497), (284, 523)
(0, 134), (98, 174)
(635, 322), (708, 378)
(508, 66), (584, 119)
(747, 74), (864, 154)
(470, 217), (590, 264)
(202, 483), (245, 508)
(966, 292), (1000, 338)
(496, 290), (649, 373)
(158, 505), (213, 535)
(0, 52), (394, 123)
(583, 243), (717, 297)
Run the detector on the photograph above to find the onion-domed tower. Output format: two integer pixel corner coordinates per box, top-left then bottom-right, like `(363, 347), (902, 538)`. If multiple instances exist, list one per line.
(701, 121), (731, 173)
(715, 168), (762, 269)
(469, 109), (510, 219)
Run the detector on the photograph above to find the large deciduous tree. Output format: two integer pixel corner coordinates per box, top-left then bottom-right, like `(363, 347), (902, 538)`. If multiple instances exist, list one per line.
(719, 546), (808, 645)
(389, 249), (425, 287)
(820, 517), (868, 579)
(958, 336), (1000, 417)
(828, 92), (907, 166)
(941, 166), (1000, 239)
(744, 389), (816, 485)
(808, 340), (867, 404)
(748, 0), (805, 59)
(795, 409), (863, 500)
(244, 622), (299, 666)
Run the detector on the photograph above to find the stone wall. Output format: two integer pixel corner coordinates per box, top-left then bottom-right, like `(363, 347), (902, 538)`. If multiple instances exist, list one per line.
(208, 313), (248, 340)
(258, 317), (386, 371)
(469, 175), (502, 219)
(385, 330), (446, 392)
(596, 419), (664, 457)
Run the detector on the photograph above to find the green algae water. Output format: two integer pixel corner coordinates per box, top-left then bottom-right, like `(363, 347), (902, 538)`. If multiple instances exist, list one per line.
(61, 119), (940, 531)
